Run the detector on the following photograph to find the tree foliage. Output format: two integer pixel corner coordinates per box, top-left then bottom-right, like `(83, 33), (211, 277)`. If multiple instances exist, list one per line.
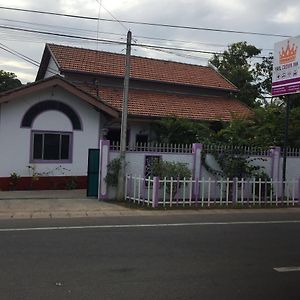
(152, 117), (214, 144)
(0, 70), (22, 93)
(210, 42), (261, 107)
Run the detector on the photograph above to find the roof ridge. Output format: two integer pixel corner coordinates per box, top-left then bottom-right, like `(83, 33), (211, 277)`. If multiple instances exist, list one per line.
(47, 43), (211, 70)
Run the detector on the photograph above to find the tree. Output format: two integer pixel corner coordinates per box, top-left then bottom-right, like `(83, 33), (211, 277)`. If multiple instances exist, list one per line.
(254, 54), (273, 105)
(0, 70), (22, 92)
(151, 117), (214, 144)
(210, 42), (261, 108)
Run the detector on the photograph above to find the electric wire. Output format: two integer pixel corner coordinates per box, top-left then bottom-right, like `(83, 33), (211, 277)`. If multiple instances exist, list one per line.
(0, 25), (272, 59)
(0, 6), (290, 38)
(0, 18), (274, 53)
(0, 43), (59, 75)
(95, 0), (129, 32)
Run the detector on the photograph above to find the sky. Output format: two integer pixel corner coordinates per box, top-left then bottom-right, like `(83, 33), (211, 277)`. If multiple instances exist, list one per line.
(0, 0), (299, 83)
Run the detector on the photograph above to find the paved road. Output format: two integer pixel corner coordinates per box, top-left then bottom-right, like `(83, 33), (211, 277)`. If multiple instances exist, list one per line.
(0, 212), (299, 300)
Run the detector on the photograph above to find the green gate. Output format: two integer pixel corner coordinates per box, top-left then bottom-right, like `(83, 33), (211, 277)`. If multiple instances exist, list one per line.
(87, 149), (100, 197)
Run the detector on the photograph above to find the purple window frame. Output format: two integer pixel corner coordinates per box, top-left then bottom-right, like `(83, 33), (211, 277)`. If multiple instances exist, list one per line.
(30, 130), (73, 164)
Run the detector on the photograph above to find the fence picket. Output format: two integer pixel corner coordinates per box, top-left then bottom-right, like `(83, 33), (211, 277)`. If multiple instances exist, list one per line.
(170, 177), (173, 207)
(208, 178), (211, 207)
(220, 179), (223, 205)
(189, 177), (193, 206)
(163, 177), (167, 207)
(226, 178), (229, 206)
(183, 177), (186, 207)
(125, 176), (298, 208)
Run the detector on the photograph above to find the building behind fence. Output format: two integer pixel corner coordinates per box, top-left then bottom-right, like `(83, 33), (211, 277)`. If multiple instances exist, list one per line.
(98, 140), (300, 203)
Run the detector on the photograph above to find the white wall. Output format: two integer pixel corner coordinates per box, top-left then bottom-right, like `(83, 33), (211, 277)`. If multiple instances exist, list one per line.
(44, 57), (60, 78)
(282, 158), (300, 180)
(109, 151), (193, 177)
(0, 86), (100, 177)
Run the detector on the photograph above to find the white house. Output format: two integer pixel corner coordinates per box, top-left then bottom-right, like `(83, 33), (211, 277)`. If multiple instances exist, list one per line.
(0, 43), (251, 190)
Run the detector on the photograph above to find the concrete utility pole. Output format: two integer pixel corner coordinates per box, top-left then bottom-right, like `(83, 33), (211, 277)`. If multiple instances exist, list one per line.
(117, 30), (132, 201)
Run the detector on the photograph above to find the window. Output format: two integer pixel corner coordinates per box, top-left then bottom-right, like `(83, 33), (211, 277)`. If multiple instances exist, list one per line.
(136, 134), (148, 144)
(106, 128), (130, 145)
(31, 131), (72, 162)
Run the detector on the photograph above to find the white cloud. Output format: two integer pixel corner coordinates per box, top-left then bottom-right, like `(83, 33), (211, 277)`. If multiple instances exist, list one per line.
(1, 0), (300, 83)
(273, 5), (300, 24)
(0, 60), (34, 70)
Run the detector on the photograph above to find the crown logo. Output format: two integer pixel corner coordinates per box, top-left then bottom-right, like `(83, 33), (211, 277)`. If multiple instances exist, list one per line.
(279, 41), (297, 64)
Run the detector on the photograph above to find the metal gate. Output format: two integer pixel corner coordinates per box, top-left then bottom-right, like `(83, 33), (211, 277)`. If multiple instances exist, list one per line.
(87, 149), (100, 197)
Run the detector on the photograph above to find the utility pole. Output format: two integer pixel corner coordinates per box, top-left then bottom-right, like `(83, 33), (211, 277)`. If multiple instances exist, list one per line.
(117, 30), (132, 201)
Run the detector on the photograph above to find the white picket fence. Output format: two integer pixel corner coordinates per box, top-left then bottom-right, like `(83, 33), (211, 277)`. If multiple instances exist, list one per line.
(125, 175), (300, 208)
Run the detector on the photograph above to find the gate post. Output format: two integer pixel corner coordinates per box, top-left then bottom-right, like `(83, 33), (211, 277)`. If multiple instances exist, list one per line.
(98, 140), (110, 200)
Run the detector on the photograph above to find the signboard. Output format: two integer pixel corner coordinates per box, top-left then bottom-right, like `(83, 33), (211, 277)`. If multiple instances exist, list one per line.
(272, 36), (300, 96)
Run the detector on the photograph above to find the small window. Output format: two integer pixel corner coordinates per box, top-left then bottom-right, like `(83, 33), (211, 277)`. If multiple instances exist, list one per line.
(31, 131), (72, 163)
(136, 134), (148, 144)
(106, 128), (130, 145)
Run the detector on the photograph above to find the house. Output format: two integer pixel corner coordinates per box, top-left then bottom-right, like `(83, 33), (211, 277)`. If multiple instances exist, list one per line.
(0, 43), (251, 190)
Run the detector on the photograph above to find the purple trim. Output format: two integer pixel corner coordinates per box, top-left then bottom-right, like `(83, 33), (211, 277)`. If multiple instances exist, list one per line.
(232, 177), (238, 205)
(30, 130), (73, 164)
(152, 176), (159, 208)
(272, 77), (300, 87)
(272, 83), (300, 96)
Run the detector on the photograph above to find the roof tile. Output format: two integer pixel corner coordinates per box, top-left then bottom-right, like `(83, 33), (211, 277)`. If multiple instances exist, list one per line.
(48, 44), (237, 91)
(77, 83), (250, 121)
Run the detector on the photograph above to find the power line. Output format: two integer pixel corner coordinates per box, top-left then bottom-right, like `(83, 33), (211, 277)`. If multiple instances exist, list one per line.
(0, 18), (227, 48)
(0, 25), (272, 59)
(95, 0), (128, 32)
(0, 6), (290, 38)
(0, 25), (126, 45)
(0, 43), (59, 75)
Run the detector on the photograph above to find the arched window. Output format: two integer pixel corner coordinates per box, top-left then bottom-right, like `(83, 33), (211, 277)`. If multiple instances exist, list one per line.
(21, 100), (82, 130)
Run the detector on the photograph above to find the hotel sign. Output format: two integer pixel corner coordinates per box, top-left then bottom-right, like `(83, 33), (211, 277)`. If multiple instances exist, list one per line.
(272, 36), (300, 96)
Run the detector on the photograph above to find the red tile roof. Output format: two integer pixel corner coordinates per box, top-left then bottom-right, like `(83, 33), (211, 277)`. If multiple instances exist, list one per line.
(47, 44), (238, 92)
(77, 83), (251, 121)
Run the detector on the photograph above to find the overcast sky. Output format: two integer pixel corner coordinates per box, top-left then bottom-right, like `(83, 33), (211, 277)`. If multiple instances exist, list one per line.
(0, 0), (299, 83)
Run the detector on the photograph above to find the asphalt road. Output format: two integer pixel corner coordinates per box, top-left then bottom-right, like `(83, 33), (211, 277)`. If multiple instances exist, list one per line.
(0, 212), (299, 300)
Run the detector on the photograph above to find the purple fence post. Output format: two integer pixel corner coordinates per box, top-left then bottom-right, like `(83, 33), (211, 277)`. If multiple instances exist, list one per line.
(232, 177), (238, 205)
(298, 178), (300, 205)
(195, 177), (199, 207)
(152, 176), (160, 208)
